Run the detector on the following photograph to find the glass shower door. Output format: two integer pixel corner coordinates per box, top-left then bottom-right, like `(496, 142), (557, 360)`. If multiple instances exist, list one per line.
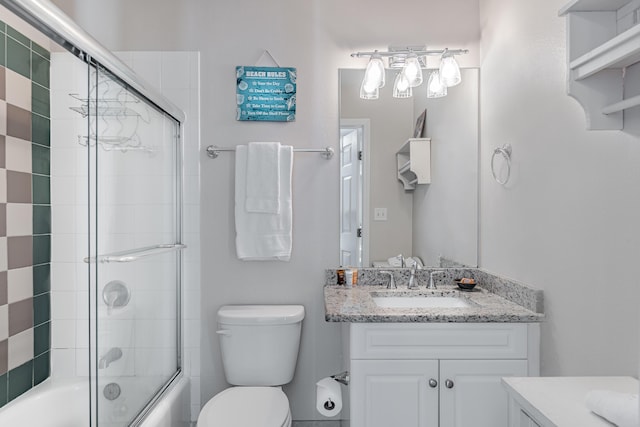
(87, 65), (182, 426)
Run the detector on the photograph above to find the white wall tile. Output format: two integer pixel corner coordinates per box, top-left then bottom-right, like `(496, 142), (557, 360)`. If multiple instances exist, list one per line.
(7, 267), (32, 303)
(52, 204), (77, 234)
(4, 137), (32, 173)
(51, 290), (77, 320)
(51, 234), (77, 263)
(51, 348), (76, 378)
(8, 328), (34, 370)
(52, 318), (76, 349)
(5, 69), (31, 111)
(6, 202), (32, 237)
(0, 101), (7, 135)
(51, 263), (77, 291)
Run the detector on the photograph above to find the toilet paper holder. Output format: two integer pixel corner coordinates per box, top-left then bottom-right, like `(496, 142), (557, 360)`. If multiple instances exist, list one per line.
(331, 371), (350, 386)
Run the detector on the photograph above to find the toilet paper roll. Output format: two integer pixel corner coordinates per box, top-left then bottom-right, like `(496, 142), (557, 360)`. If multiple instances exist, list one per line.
(316, 377), (342, 417)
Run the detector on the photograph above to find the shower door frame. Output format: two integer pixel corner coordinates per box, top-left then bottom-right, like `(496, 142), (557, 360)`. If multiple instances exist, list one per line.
(0, 1), (187, 426)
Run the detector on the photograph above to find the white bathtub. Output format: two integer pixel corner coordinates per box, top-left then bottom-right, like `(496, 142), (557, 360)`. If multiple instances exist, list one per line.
(0, 376), (190, 427)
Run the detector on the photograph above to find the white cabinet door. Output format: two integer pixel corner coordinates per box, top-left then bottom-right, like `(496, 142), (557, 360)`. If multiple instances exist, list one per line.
(439, 359), (528, 427)
(351, 359), (439, 427)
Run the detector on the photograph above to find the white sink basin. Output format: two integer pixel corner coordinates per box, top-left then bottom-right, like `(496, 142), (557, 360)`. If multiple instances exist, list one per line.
(372, 296), (471, 308)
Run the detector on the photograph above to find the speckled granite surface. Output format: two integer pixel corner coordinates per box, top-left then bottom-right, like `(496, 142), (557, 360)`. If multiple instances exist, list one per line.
(324, 268), (544, 323)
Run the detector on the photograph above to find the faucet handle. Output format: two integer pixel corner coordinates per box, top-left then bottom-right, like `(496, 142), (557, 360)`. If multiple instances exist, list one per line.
(427, 270), (446, 289)
(379, 271), (396, 289)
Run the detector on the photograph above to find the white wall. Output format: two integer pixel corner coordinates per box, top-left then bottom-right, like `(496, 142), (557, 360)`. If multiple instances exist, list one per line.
(479, 0), (640, 376)
(51, 0), (482, 420)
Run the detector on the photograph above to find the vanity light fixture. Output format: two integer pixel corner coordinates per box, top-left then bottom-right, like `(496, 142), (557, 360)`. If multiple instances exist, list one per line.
(351, 46), (468, 100)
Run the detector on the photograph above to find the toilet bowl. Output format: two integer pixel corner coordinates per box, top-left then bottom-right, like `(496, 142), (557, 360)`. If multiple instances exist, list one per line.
(197, 305), (304, 427)
(197, 387), (291, 427)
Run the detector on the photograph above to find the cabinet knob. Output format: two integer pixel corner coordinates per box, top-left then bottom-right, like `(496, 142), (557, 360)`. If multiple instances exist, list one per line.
(445, 379), (455, 389)
(428, 379), (438, 388)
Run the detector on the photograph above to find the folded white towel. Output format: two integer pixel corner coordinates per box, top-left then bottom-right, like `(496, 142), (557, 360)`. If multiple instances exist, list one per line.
(235, 144), (293, 261)
(246, 142), (280, 213)
(585, 390), (639, 427)
(387, 254), (404, 267)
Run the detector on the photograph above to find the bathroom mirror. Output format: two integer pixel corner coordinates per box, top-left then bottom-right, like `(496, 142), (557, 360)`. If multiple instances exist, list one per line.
(339, 68), (479, 268)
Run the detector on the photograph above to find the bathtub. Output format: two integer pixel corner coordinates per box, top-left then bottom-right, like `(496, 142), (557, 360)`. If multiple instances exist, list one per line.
(0, 376), (190, 427)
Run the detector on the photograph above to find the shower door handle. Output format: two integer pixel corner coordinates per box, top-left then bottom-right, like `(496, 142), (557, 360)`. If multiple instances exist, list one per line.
(84, 243), (187, 263)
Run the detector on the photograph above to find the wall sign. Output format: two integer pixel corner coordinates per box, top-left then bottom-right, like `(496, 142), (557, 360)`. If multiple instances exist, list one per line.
(236, 66), (297, 122)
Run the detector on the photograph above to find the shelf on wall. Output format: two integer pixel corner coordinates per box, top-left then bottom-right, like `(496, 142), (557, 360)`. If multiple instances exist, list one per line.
(559, 0), (640, 130)
(569, 24), (640, 80)
(396, 138), (430, 191)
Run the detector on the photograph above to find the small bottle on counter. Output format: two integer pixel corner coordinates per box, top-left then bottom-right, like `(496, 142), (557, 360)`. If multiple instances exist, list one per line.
(352, 268), (358, 286)
(336, 268), (345, 285)
(344, 269), (353, 288)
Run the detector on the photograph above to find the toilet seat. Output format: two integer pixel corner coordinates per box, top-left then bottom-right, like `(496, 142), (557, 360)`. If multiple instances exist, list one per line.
(197, 386), (291, 427)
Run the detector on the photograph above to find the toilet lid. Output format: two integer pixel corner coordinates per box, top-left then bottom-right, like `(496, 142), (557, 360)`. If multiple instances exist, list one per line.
(197, 387), (290, 427)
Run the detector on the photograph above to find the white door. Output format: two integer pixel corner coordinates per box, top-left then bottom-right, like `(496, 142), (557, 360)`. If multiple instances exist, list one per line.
(339, 127), (362, 266)
(439, 360), (528, 427)
(351, 360), (439, 427)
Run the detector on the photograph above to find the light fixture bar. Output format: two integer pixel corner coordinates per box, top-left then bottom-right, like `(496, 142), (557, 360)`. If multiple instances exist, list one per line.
(350, 48), (469, 59)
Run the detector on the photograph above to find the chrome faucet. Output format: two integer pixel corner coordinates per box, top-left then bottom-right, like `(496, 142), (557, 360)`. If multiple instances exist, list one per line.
(379, 271), (396, 289)
(99, 347), (123, 369)
(427, 270), (446, 290)
(407, 266), (420, 289)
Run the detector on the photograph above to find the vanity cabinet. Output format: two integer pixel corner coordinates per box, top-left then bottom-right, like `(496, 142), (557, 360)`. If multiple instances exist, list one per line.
(559, 0), (640, 130)
(396, 138), (430, 190)
(349, 323), (540, 427)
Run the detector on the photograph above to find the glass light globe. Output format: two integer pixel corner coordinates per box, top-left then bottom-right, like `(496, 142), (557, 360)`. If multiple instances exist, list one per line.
(427, 71), (447, 98)
(393, 72), (412, 98)
(360, 78), (379, 100)
(363, 53), (385, 89)
(403, 53), (423, 87)
(439, 54), (461, 87)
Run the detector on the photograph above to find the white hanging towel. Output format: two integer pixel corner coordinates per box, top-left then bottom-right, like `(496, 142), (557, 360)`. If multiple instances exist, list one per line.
(246, 142), (280, 213)
(235, 144), (293, 261)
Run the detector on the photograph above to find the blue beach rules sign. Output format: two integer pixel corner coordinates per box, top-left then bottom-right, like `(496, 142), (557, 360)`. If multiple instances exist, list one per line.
(236, 66), (297, 122)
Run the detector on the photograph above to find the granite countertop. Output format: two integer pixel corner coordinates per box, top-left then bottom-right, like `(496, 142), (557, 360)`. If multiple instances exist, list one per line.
(324, 284), (544, 323)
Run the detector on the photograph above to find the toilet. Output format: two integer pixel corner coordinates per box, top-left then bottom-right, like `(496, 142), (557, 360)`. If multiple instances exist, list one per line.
(197, 304), (305, 427)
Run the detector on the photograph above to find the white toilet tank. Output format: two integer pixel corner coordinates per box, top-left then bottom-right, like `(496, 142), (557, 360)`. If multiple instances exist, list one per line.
(217, 305), (305, 386)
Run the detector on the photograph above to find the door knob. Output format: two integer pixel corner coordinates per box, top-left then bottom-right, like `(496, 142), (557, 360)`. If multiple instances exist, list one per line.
(428, 378), (438, 388)
(445, 379), (454, 389)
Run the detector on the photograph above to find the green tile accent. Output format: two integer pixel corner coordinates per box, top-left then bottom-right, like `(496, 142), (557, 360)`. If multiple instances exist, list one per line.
(7, 360), (32, 401)
(31, 143), (50, 175)
(32, 83), (50, 118)
(0, 374), (6, 407)
(31, 114), (50, 147)
(33, 352), (49, 386)
(32, 174), (50, 204)
(33, 293), (50, 327)
(33, 263), (50, 296)
(6, 36), (30, 78)
(33, 322), (49, 357)
(33, 205), (51, 235)
(6, 26), (29, 48)
(31, 42), (50, 61)
(33, 235), (51, 265)
(0, 32), (5, 68)
(0, 20), (6, 33)
(31, 52), (49, 89)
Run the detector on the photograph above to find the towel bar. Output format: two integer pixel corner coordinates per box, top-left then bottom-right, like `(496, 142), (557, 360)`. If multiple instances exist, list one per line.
(206, 145), (334, 160)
